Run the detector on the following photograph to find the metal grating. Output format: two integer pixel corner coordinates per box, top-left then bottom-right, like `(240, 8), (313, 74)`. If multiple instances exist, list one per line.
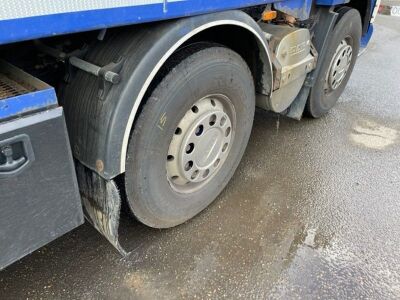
(0, 74), (33, 100)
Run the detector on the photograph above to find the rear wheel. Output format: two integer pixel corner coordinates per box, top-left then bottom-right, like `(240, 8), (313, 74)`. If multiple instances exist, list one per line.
(125, 45), (255, 228)
(306, 7), (362, 118)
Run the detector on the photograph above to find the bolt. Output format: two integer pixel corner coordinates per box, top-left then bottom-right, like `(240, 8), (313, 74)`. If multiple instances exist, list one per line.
(1, 146), (12, 157)
(96, 159), (104, 172)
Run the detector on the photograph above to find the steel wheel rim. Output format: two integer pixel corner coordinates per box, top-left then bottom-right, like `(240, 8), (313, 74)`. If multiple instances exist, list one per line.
(325, 38), (353, 93)
(166, 94), (236, 194)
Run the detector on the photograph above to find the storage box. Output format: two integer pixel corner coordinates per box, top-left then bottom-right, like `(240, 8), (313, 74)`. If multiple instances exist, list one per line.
(0, 61), (83, 269)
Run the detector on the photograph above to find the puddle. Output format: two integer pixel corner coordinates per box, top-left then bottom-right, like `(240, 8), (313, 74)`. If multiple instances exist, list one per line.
(350, 120), (398, 150)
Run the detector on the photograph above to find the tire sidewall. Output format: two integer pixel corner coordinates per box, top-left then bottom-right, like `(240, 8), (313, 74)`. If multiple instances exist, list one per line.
(125, 47), (255, 228)
(308, 9), (362, 117)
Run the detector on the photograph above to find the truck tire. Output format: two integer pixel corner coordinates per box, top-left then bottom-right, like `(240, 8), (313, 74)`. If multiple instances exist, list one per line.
(124, 45), (255, 228)
(306, 7), (362, 118)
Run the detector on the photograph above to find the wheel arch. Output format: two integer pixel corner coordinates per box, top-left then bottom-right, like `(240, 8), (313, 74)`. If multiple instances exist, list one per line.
(118, 13), (273, 176)
(178, 24), (273, 96)
(65, 10), (273, 179)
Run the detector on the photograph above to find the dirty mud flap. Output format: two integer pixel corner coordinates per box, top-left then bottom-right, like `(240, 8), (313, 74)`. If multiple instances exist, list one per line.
(76, 163), (128, 256)
(286, 85), (311, 120)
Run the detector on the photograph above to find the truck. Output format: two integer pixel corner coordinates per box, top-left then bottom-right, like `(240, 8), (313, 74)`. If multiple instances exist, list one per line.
(0, 0), (381, 269)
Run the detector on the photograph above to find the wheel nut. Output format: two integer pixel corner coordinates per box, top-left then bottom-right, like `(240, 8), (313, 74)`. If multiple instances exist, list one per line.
(191, 170), (199, 179)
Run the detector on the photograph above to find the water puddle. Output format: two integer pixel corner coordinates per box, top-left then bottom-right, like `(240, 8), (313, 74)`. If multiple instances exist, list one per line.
(350, 120), (398, 150)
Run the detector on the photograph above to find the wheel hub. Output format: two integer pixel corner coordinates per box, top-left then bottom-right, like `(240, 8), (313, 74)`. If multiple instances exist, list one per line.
(326, 39), (353, 91)
(166, 95), (234, 192)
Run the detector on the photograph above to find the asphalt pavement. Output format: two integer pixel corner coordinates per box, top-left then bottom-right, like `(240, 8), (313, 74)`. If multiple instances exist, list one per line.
(1, 15), (399, 300)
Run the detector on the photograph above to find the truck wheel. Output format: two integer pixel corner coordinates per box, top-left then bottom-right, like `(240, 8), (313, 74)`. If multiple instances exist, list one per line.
(125, 45), (255, 228)
(306, 7), (362, 118)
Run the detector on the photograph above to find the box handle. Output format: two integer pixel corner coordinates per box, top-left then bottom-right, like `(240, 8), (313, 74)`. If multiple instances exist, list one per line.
(0, 134), (35, 178)
(0, 146), (26, 172)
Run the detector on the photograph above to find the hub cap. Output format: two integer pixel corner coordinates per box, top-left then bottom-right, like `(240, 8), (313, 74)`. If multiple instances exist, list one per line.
(326, 39), (353, 92)
(166, 95), (235, 193)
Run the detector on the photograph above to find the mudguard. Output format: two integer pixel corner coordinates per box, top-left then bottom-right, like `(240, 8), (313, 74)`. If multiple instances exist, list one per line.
(62, 10), (273, 180)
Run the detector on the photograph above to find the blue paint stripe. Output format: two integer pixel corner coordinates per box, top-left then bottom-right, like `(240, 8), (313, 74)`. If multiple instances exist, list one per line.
(0, 88), (57, 121)
(361, 24), (373, 48)
(0, 0), (288, 45)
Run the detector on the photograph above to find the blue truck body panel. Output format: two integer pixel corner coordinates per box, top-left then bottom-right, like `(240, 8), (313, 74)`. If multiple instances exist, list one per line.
(0, 0), (377, 45)
(0, 0), (293, 45)
(361, 23), (374, 48)
(0, 89), (57, 121)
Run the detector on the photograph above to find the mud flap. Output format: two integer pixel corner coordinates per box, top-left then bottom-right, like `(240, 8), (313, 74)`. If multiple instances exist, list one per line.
(76, 163), (128, 256)
(286, 85), (311, 120)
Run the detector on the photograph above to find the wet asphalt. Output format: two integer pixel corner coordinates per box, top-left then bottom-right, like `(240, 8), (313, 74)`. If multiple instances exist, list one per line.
(1, 15), (400, 300)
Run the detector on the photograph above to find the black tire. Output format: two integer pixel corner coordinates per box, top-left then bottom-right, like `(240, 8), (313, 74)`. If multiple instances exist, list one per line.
(125, 45), (255, 228)
(306, 7), (362, 118)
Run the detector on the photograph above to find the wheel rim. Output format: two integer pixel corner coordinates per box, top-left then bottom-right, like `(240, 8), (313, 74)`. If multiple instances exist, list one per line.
(325, 39), (353, 92)
(166, 94), (236, 193)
